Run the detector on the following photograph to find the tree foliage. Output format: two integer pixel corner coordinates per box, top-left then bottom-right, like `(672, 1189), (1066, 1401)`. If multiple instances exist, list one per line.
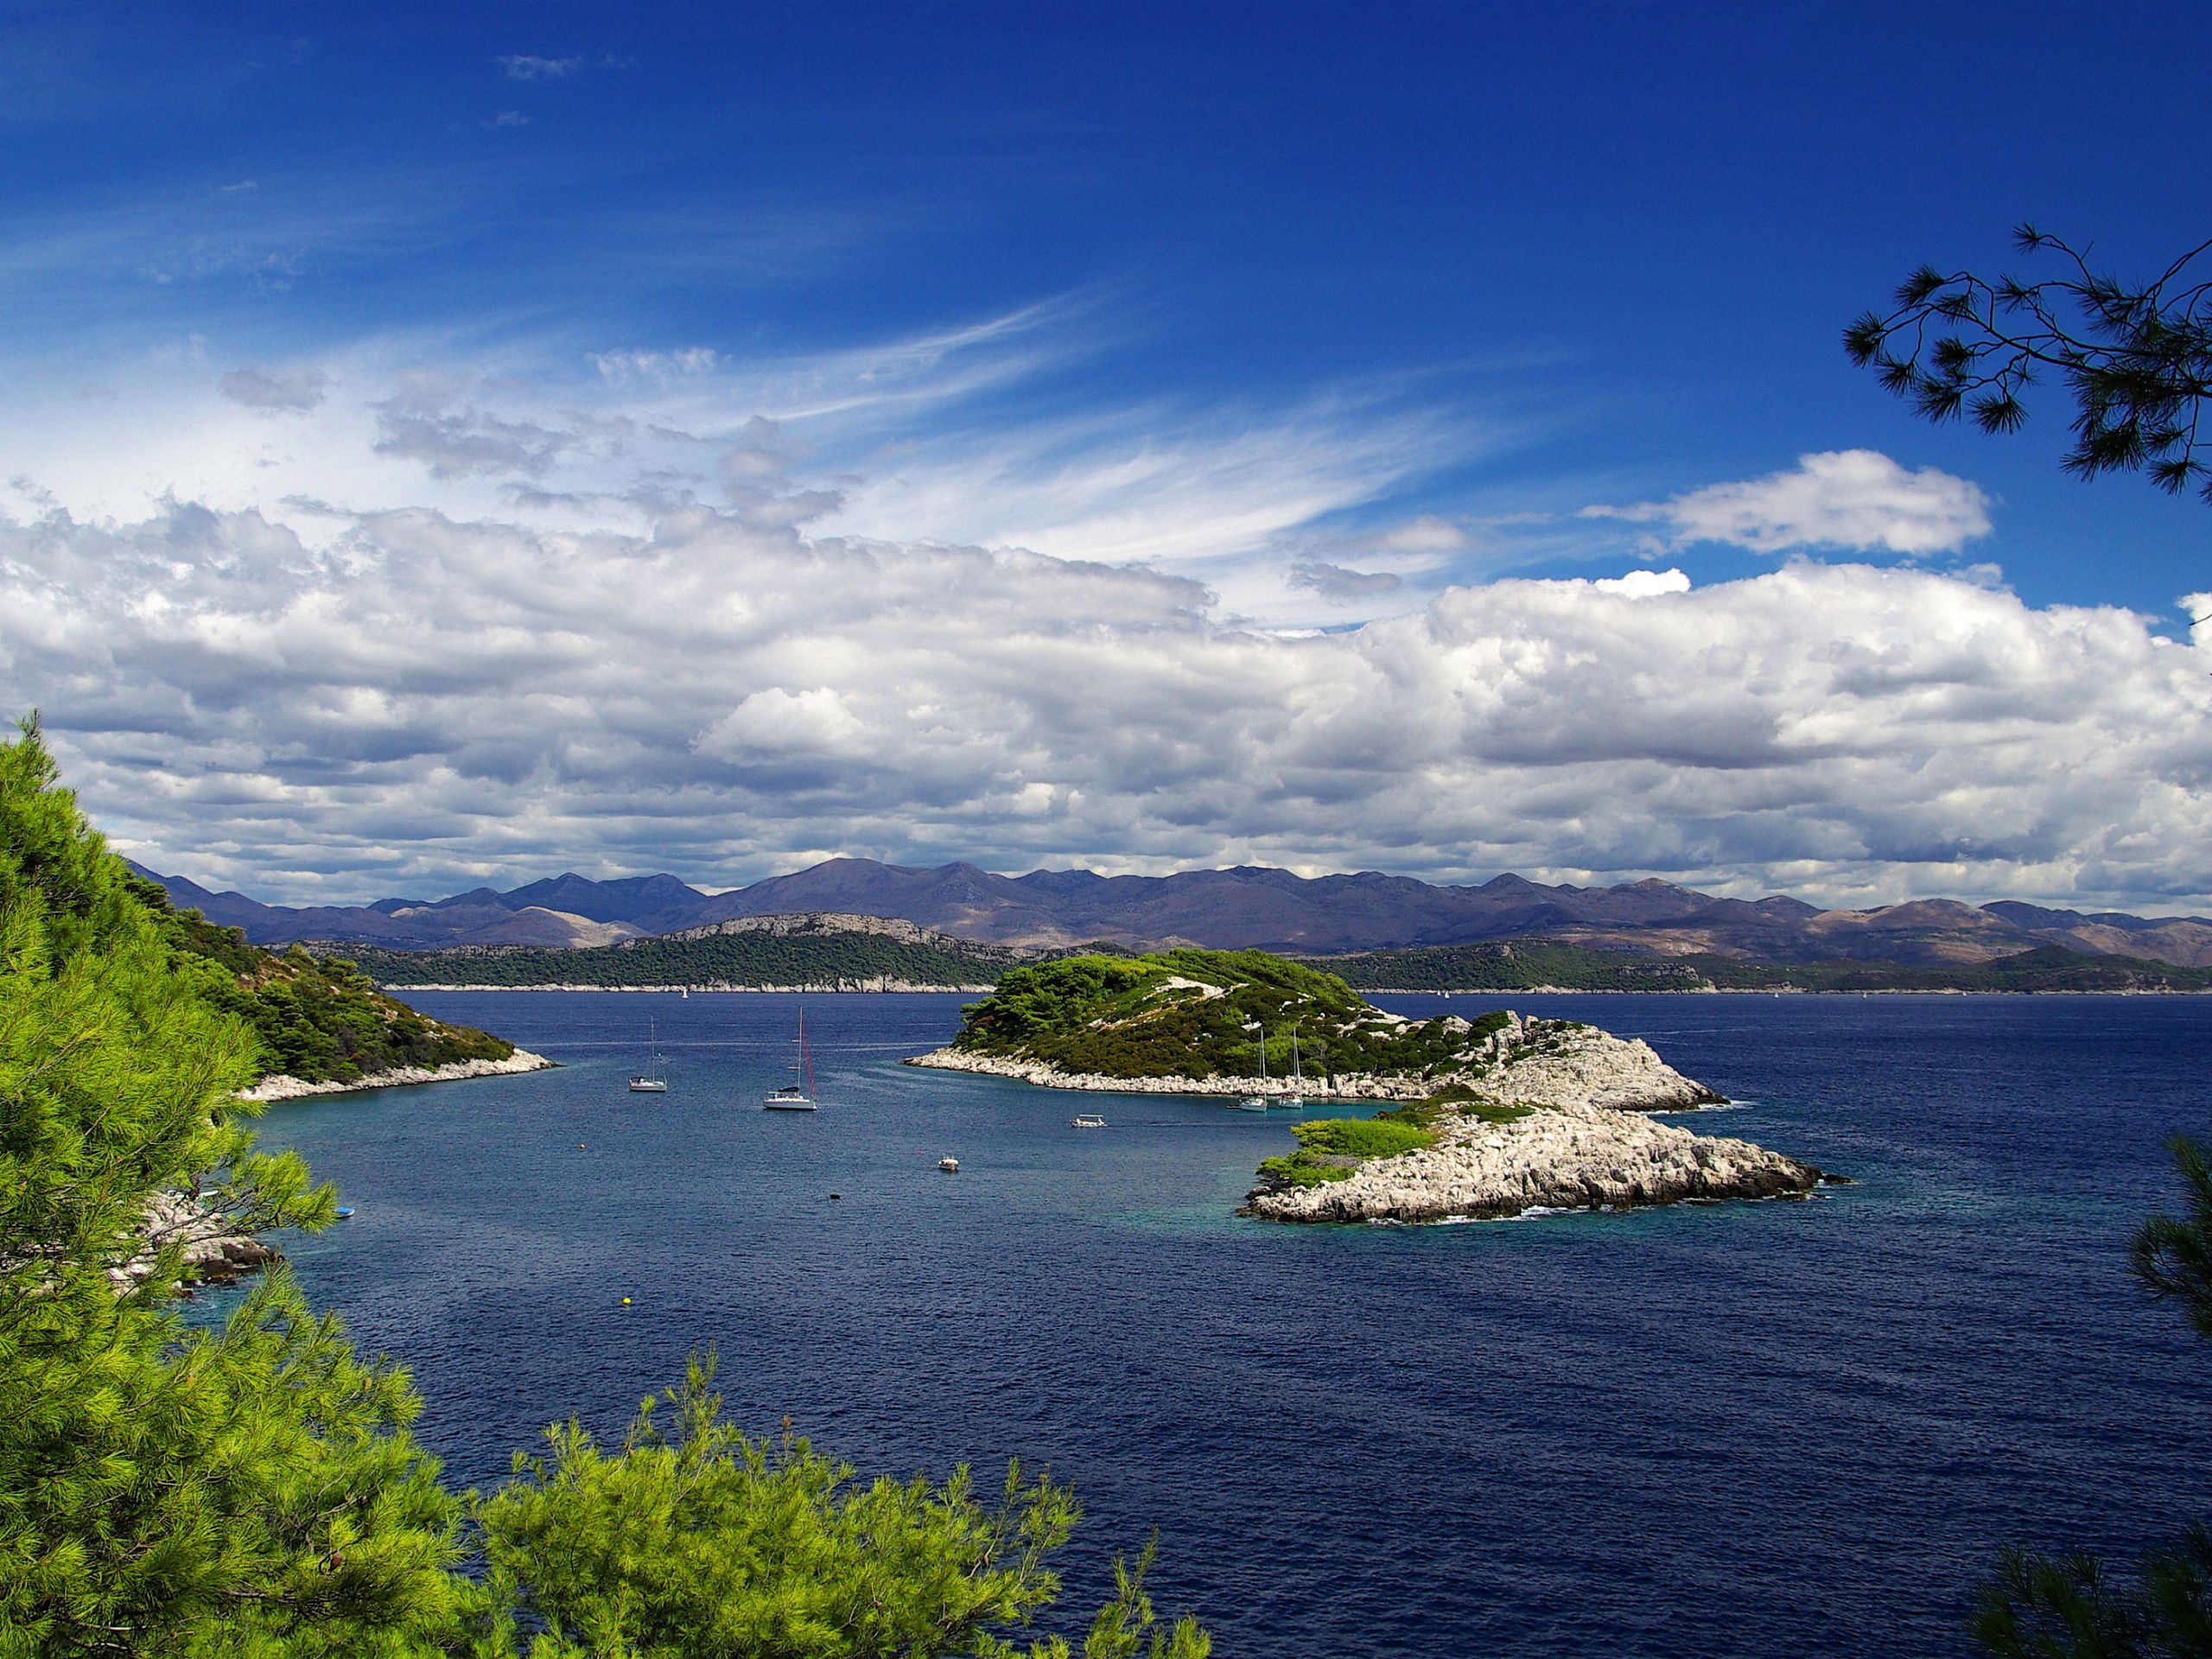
(1846, 226), (2212, 502)
(0, 715), (1211, 1656)
(478, 1356), (1207, 1659)
(953, 949), (1480, 1081)
(0, 717), (473, 1656)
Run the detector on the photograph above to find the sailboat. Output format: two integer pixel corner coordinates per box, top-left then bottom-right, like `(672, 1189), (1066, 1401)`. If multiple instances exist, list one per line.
(762, 1007), (819, 1110)
(1281, 1022), (1306, 1111)
(1231, 1024), (1271, 1111)
(628, 1020), (668, 1093)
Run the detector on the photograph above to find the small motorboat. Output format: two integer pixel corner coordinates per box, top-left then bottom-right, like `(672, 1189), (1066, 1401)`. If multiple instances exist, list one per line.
(334, 1206), (356, 1220)
(938, 1156), (960, 1173)
(1071, 1113), (1107, 1129)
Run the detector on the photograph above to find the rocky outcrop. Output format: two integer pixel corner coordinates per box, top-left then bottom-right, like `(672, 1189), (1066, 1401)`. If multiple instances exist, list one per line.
(1243, 1100), (1822, 1224)
(238, 1047), (553, 1103)
(904, 1012), (1722, 1111)
(1434, 1013), (1724, 1111)
(115, 1192), (283, 1290)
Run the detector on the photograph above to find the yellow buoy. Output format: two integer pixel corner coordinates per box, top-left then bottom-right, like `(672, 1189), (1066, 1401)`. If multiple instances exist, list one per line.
(621, 1296), (632, 1306)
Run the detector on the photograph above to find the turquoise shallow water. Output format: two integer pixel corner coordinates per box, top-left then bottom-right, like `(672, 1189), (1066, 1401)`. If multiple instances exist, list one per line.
(240, 990), (2212, 1656)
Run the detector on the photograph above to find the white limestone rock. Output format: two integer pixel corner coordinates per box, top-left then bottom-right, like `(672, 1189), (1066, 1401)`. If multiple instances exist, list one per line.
(238, 1047), (553, 1102)
(1244, 1100), (1822, 1225)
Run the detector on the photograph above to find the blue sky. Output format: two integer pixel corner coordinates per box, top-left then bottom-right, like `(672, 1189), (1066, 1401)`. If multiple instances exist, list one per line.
(4, 3), (2210, 908)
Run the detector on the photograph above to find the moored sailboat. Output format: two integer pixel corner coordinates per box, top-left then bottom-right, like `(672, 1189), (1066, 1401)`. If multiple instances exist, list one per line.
(763, 1007), (819, 1110)
(1231, 1024), (1271, 1111)
(628, 1020), (668, 1093)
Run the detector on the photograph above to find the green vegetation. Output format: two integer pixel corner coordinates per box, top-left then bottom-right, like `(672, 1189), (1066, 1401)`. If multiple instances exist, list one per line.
(1291, 1117), (1436, 1159)
(158, 902), (513, 1084)
(953, 949), (1501, 1080)
(1321, 938), (2212, 995)
(0, 717), (1209, 1656)
(1254, 1114), (1441, 1190)
(342, 925), (1027, 991)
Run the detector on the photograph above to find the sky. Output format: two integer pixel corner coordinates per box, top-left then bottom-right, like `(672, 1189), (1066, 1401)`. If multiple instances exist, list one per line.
(3, 1), (2210, 912)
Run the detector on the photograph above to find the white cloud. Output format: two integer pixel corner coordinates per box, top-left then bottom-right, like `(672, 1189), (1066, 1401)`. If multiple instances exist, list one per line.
(1591, 449), (1993, 556)
(588, 347), (721, 380)
(499, 55), (581, 80)
(1373, 514), (1469, 554)
(4, 493), (2209, 912)
(218, 365), (329, 411)
(1288, 561), (1402, 603)
(1592, 568), (1691, 597)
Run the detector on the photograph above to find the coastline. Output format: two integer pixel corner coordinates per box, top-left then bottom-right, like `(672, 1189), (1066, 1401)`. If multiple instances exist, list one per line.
(238, 1048), (555, 1103)
(378, 981), (995, 994)
(903, 1045), (1436, 1099)
(374, 980), (2212, 998)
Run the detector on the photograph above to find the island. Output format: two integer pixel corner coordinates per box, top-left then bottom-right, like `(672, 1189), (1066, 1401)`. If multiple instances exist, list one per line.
(905, 948), (1827, 1224)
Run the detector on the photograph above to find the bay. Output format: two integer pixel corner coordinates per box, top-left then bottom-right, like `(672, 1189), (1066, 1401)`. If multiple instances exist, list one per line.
(245, 990), (2212, 1656)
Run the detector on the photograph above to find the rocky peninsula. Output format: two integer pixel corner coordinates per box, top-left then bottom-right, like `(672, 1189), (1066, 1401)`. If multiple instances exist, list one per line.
(909, 947), (1826, 1224)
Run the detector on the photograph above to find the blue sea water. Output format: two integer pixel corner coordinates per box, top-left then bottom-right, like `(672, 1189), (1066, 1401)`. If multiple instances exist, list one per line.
(243, 991), (2212, 1657)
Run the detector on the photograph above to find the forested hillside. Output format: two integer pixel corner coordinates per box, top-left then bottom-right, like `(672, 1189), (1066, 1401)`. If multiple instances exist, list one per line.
(950, 948), (1511, 1080)
(1320, 939), (2212, 994)
(140, 880), (515, 1084)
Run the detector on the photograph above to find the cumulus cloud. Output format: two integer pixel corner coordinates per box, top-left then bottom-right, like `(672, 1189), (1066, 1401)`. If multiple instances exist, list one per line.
(1288, 561), (1402, 603)
(371, 395), (575, 479)
(4, 494), (2209, 912)
(1591, 449), (1993, 556)
(218, 365), (329, 411)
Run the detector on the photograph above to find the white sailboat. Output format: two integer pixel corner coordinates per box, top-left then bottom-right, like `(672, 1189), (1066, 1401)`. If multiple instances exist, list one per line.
(1281, 1022), (1306, 1111)
(628, 1020), (668, 1093)
(762, 1007), (819, 1110)
(1231, 1024), (1271, 1111)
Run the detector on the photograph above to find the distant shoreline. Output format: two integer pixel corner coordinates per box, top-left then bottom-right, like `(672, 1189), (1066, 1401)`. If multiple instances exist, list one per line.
(380, 982), (2212, 998)
(378, 982), (994, 994)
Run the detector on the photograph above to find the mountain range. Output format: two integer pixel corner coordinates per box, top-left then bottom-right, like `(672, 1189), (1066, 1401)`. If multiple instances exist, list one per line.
(126, 858), (2212, 969)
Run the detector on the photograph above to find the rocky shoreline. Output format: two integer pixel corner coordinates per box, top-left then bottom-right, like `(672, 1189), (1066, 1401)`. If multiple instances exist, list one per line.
(238, 1048), (554, 1102)
(115, 1191), (283, 1291)
(904, 1012), (1724, 1112)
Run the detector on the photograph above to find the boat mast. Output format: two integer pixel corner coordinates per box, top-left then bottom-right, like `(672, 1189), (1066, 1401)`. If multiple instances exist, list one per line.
(799, 1007), (817, 1100)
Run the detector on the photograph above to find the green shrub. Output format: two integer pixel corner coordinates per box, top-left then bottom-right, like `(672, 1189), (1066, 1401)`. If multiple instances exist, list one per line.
(1290, 1116), (1435, 1158)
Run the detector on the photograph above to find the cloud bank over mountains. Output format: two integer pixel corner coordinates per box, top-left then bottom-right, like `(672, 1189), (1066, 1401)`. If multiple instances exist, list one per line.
(4, 442), (2207, 909)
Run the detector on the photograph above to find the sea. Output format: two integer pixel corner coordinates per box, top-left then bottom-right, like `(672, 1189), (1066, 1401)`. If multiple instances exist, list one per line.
(240, 990), (2212, 1657)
